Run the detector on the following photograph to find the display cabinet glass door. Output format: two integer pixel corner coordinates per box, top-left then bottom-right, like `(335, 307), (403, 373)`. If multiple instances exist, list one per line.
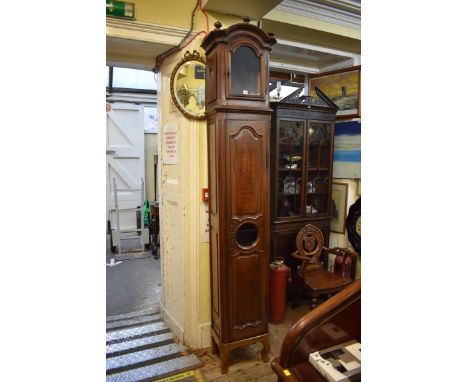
(305, 122), (332, 215)
(277, 119), (305, 217)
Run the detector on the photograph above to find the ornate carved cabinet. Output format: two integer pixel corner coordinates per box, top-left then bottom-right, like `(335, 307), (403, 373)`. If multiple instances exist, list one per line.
(269, 91), (338, 304)
(201, 19), (276, 373)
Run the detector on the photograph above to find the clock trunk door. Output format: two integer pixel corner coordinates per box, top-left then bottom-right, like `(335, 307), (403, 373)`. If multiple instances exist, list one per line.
(226, 118), (269, 341)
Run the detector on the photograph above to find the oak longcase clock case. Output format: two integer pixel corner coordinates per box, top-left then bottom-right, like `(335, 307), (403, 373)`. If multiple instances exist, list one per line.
(201, 19), (276, 374)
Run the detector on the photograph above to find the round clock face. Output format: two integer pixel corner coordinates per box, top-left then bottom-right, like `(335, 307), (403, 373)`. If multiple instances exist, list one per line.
(345, 197), (361, 254)
(355, 216), (361, 237)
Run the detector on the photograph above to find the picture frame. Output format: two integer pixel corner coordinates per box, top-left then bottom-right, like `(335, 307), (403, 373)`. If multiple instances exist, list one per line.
(330, 182), (348, 233)
(333, 121), (361, 178)
(194, 65), (205, 79)
(309, 65), (360, 119)
(170, 50), (206, 120)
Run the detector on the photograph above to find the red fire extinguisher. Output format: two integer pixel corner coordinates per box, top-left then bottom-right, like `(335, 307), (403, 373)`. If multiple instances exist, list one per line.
(269, 258), (291, 324)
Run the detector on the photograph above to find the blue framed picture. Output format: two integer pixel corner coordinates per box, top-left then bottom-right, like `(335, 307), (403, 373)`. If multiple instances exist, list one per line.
(333, 121), (360, 179)
(195, 65), (205, 79)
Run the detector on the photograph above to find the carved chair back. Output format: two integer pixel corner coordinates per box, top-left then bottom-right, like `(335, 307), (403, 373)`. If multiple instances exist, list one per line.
(292, 224), (324, 274)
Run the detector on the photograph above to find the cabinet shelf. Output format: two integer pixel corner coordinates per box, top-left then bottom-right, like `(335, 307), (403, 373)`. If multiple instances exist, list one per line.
(279, 168), (302, 172)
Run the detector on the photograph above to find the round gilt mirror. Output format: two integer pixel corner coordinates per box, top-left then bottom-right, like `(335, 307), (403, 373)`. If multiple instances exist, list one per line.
(170, 50), (206, 120)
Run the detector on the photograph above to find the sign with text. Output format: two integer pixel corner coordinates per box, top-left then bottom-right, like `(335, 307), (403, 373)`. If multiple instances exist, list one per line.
(163, 124), (178, 164)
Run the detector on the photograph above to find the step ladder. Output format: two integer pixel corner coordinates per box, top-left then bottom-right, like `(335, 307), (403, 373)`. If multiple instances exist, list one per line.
(111, 177), (149, 257)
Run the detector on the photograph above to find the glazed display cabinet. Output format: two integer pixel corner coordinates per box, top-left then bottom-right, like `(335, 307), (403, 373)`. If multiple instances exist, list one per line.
(270, 90), (338, 272)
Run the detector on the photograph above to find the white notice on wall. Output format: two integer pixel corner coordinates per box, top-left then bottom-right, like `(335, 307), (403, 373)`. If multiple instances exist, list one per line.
(144, 106), (158, 133)
(163, 123), (178, 164)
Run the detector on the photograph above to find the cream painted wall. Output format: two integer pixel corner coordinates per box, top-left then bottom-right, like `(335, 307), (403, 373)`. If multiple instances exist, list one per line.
(130, 0), (245, 30)
(261, 19), (361, 53)
(198, 115), (211, 324)
(264, 9), (360, 40)
(131, 0), (258, 31)
(159, 49), (190, 341)
(199, 243), (211, 322)
(132, 0), (197, 27)
(159, 31), (213, 348)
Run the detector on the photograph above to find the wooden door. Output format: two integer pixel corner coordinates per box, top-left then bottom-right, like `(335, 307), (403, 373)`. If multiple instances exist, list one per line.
(226, 118), (269, 341)
(106, 103), (145, 230)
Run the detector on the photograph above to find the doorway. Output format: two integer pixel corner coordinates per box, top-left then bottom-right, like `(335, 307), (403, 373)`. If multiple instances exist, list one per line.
(106, 65), (161, 317)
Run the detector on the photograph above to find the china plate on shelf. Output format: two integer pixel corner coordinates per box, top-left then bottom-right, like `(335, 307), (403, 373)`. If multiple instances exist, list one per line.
(283, 175), (300, 195)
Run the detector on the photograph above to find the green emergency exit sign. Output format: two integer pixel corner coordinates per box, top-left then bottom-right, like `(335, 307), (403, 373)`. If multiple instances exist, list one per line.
(106, 0), (135, 20)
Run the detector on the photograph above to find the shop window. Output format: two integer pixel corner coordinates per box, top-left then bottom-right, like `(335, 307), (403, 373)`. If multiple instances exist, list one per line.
(108, 66), (157, 92)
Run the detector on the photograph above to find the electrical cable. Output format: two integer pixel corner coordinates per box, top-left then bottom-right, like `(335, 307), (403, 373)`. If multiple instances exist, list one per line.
(200, 1), (209, 34)
(153, 0), (204, 72)
(179, 31), (205, 51)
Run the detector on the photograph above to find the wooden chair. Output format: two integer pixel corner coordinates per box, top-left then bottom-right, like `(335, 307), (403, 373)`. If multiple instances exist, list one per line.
(292, 224), (357, 307)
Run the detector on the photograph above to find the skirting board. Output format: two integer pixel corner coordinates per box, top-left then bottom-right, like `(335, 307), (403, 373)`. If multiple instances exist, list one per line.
(161, 300), (185, 342)
(160, 297), (212, 349)
(199, 322), (211, 349)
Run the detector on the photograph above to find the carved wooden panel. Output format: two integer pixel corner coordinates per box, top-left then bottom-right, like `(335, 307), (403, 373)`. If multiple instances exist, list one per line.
(208, 120), (218, 214)
(224, 118), (269, 342)
(228, 120), (265, 217)
(206, 52), (218, 106)
(211, 231), (220, 316)
(230, 251), (267, 341)
(230, 214), (264, 252)
(208, 117), (221, 336)
(271, 220), (330, 266)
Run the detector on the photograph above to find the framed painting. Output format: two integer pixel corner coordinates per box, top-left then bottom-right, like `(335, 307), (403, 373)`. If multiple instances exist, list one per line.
(330, 182), (348, 234)
(309, 65), (360, 119)
(333, 121), (361, 179)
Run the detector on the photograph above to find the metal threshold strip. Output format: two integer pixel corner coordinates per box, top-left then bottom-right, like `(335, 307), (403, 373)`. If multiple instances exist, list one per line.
(106, 306), (203, 381)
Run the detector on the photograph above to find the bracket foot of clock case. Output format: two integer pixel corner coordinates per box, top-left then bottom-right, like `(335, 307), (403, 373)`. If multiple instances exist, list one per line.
(211, 329), (270, 374)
